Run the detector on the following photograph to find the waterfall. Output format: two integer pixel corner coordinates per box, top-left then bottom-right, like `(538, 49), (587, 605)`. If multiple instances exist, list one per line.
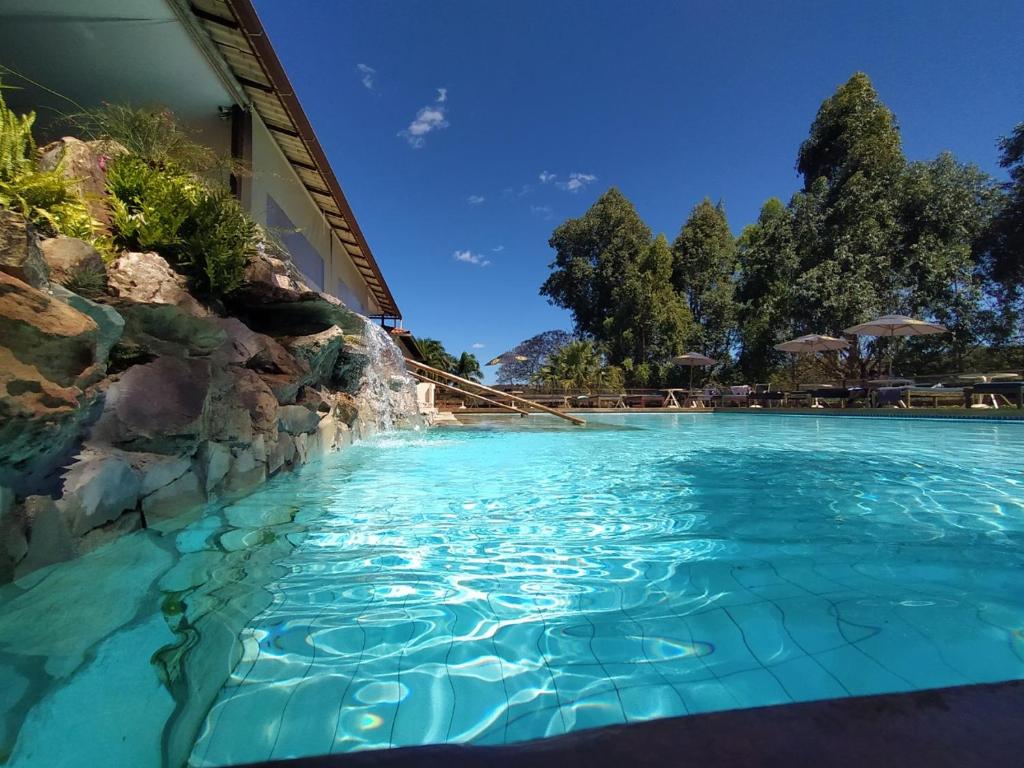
(352, 319), (423, 433)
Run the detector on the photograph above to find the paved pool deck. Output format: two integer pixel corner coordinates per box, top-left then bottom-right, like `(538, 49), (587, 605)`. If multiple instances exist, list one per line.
(241, 680), (1024, 768)
(451, 407), (1024, 421)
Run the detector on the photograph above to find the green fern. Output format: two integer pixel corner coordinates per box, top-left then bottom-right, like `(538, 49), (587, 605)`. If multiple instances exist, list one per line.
(0, 78), (96, 239)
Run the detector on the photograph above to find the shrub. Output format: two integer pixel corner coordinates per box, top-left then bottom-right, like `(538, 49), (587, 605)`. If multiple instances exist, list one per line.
(63, 260), (109, 299)
(70, 104), (224, 175)
(0, 80), (95, 238)
(179, 189), (256, 296)
(106, 154), (255, 296)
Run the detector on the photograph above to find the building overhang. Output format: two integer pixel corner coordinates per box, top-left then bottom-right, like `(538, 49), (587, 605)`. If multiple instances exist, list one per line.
(187, 0), (401, 320)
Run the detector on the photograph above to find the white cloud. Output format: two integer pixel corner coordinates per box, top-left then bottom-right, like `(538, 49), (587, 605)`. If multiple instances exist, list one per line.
(530, 205), (554, 219)
(399, 88), (450, 148)
(466, 195), (485, 205)
(557, 172), (597, 192)
(502, 184), (533, 199)
(492, 245), (504, 252)
(471, 342), (485, 349)
(356, 63), (376, 91)
(453, 249), (491, 267)
(539, 170), (556, 184)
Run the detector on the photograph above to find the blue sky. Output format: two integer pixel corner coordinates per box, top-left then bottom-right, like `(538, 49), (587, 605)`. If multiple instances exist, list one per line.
(254, 0), (1023, 378)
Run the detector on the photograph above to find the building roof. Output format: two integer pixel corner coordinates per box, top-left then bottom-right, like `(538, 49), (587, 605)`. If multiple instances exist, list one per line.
(188, 0), (401, 319)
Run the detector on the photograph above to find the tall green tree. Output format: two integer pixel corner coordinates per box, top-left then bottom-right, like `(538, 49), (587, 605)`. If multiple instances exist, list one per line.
(671, 199), (737, 360)
(453, 351), (483, 382)
(540, 187), (652, 339)
(791, 72), (906, 342)
(417, 337), (456, 372)
(983, 121), (1024, 340)
(604, 234), (694, 377)
(895, 153), (999, 371)
(735, 198), (798, 381)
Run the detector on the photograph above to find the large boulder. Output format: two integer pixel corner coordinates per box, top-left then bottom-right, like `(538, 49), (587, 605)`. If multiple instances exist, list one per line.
(227, 242), (363, 336)
(57, 451), (141, 536)
(204, 367), (276, 445)
(50, 284), (124, 366)
(0, 271), (97, 387)
(0, 209), (48, 289)
(107, 252), (224, 359)
(90, 356), (211, 455)
(117, 304), (226, 359)
(39, 237), (106, 290)
(214, 318), (309, 403)
(107, 251), (208, 316)
(281, 327), (346, 387)
(0, 273), (101, 494)
(277, 404), (320, 435)
(38, 137), (124, 229)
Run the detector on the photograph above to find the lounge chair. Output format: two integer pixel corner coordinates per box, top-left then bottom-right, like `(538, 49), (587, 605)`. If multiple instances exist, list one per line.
(964, 382), (1024, 409)
(721, 385), (752, 407)
(748, 383), (785, 408)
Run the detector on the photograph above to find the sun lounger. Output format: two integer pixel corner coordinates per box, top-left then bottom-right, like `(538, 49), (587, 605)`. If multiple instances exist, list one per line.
(964, 382), (1024, 409)
(721, 385), (752, 407)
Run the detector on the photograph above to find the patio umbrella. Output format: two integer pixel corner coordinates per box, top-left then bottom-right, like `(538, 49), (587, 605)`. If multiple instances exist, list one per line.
(774, 334), (849, 389)
(671, 352), (716, 390)
(485, 354), (529, 366)
(773, 334), (850, 354)
(843, 315), (948, 377)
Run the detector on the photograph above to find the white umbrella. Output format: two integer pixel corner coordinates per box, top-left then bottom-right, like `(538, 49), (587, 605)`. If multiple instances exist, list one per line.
(672, 352), (716, 390)
(774, 334), (850, 354)
(774, 334), (849, 391)
(843, 315), (948, 376)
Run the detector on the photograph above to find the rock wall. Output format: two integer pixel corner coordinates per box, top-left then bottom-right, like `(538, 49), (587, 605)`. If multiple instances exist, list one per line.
(0, 174), (422, 583)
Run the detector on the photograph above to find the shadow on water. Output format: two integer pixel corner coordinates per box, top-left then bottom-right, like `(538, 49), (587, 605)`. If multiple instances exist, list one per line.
(0, 467), (334, 768)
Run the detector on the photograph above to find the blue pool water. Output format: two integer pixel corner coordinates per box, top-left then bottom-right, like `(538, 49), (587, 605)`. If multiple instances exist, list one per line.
(2, 414), (1024, 767)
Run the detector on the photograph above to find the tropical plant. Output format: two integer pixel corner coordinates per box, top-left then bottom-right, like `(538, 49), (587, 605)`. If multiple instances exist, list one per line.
(63, 260), (109, 299)
(70, 104), (226, 175)
(416, 337), (457, 373)
(532, 340), (605, 390)
(453, 352), (483, 382)
(105, 153), (255, 296)
(0, 80), (94, 238)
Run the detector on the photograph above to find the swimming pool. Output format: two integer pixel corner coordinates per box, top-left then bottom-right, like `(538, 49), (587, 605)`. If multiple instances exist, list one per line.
(2, 414), (1023, 766)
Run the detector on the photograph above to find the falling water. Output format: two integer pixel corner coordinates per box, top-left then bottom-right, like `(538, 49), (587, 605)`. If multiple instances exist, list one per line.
(352, 319), (423, 433)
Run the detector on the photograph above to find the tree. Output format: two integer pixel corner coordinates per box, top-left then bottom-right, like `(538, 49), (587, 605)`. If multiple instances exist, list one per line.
(416, 337), (456, 372)
(735, 198), (798, 382)
(540, 187), (653, 339)
(790, 73), (907, 375)
(671, 199), (737, 361)
(453, 351), (483, 382)
(494, 330), (575, 384)
(895, 153), (999, 372)
(533, 340), (604, 390)
(604, 234), (695, 379)
(982, 121), (1024, 341)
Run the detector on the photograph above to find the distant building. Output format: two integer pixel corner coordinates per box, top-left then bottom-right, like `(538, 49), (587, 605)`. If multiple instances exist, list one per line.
(0, 0), (402, 324)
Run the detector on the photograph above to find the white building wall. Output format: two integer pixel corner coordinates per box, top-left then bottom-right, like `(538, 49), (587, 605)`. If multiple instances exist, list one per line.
(248, 111), (380, 316)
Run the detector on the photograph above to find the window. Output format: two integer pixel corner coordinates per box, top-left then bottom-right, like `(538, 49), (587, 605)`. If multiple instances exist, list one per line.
(266, 195), (324, 290)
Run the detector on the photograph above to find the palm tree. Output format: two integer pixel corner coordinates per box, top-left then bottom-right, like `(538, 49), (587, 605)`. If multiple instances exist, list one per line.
(532, 340), (603, 390)
(454, 352), (483, 382)
(417, 337), (456, 373)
